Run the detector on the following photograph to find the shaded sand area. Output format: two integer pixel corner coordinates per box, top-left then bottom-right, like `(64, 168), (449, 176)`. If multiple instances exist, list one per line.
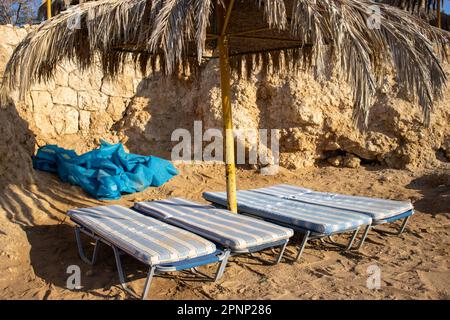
(0, 164), (448, 300)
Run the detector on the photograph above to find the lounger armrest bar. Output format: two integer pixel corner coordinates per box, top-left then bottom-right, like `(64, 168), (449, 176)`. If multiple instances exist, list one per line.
(156, 250), (227, 272)
(373, 209), (414, 224)
(241, 239), (288, 254)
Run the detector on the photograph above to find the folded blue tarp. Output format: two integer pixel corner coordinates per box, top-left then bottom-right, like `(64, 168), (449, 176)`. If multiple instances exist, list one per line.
(32, 140), (178, 200)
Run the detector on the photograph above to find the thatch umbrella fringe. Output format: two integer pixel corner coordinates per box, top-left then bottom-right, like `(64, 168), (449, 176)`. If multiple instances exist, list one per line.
(2, 0), (449, 126)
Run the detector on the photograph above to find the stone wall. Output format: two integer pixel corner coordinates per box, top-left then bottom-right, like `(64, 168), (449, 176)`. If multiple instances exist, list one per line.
(1, 24), (449, 175)
(1, 24), (141, 149)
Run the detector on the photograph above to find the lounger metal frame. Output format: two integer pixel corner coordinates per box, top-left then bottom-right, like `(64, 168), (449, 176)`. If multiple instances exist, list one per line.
(73, 224), (230, 300)
(327, 210), (413, 251)
(231, 239), (289, 265)
(214, 209), (371, 262)
(371, 210), (413, 234)
(269, 193), (414, 249)
(248, 186), (414, 247)
(246, 210), (413, 255)
(300, 204), (413, 248)
(348, 210), (412, 248)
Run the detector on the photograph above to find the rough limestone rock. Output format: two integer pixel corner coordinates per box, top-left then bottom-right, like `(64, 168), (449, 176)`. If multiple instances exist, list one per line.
(343, 154), (361, 169)
(107, 96), (128, 121)
(51, 87), (78, 106)
(0, 25), (449, 180)
(328, 156), (343, 167)
(79, 110), (91, 133)
(444, 136), (450, 161)
(78, 90), (108, 111)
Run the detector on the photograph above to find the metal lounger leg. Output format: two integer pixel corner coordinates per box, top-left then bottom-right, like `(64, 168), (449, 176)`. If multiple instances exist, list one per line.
(398, 216), (410, 235)
(214, 250), (231, 282)
(295, 231), (310, 262)
(274, 240), (288, 265)
(112, 245), (156, 300)
(112, 246), (129, 292)
(345, 227), (360, 250)
(190, 267), (205, 278)
(75, 227), (100, 265)
(190, 251), (230, 281)
(372, 215), (412, 236)
(328, 235), (336, 244)
(141, 266), (156, 300)
(354, 225), (371, 250)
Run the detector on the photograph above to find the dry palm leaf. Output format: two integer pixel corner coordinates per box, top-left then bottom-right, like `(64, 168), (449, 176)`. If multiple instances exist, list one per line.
(3, 0), (450, 126)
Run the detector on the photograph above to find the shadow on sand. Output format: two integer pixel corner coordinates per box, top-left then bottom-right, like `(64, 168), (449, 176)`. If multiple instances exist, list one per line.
(24, 224), (121, 298)
(406, 172), (450, 216)
(24, 223), (222, 299)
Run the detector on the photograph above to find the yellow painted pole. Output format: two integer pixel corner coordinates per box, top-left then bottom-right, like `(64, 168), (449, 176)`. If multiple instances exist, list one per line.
(217, 0), (237, 213)
(437, 0), (441, 29)
(47, 0), (52, 19)
(218, 34), (237, 213)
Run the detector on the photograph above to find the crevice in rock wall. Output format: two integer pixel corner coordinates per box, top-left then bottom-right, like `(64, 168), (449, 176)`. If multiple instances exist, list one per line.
(436, 148), (450, 163)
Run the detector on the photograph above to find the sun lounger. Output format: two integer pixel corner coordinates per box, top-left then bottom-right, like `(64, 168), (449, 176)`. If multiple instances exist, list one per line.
(249, 184), (414, 245)
(202, 191), (372, 261)
(67, 205), (230, 300)
(133, 198), (294, 264)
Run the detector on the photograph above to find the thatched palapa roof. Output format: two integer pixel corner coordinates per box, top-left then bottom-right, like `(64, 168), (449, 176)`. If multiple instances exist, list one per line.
(3, 0), (450, 125)
(37, 1), (448, 22)
(382, 0), (443, 15)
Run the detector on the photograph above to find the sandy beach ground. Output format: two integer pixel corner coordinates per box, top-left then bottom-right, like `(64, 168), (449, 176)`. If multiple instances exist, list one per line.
(0, 164), (448, 300)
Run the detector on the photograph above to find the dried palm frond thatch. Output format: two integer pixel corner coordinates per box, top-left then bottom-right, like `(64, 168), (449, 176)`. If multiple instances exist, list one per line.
(381, 0), (448, 29)
(381, 0), (442, 15)
(3, 0), (450, 126)
(36, 1), (446, 21)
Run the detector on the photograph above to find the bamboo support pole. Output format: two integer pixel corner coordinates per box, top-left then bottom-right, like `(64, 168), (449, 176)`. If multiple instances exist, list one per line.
(437, 0), (441, 29)
(47, 0), (52, 19)
(217, 0), (237, 213)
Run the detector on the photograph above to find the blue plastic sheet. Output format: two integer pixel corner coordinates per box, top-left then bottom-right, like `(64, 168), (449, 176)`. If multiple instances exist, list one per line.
(32, 140), (178, 200)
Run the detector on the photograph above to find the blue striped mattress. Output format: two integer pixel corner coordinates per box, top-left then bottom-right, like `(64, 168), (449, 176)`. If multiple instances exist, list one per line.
(202, 191), (372, 235)
(251, 184), (414, 221)
(68, 205), (216, 265)
(133, 198), (294, 251)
